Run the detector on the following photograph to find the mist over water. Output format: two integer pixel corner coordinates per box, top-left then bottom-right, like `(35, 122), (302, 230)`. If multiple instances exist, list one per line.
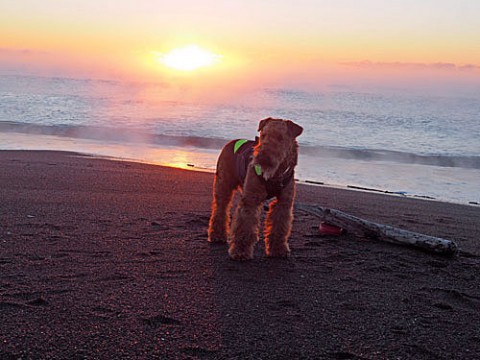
(1, 74), (479, 204)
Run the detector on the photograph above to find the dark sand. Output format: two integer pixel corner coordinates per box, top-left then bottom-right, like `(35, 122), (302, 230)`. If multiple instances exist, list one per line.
(1, 150), (479, 359)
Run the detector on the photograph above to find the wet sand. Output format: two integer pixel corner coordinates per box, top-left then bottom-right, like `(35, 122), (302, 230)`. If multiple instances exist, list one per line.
(1, 150), (479, 359)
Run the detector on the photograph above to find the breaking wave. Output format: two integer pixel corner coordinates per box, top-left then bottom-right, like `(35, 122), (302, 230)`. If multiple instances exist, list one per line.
(2, 120), (479, 170)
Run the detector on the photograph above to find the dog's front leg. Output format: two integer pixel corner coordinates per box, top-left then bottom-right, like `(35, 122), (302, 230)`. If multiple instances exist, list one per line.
(228, 172), (266, 260)
(264, 182), (295, 258)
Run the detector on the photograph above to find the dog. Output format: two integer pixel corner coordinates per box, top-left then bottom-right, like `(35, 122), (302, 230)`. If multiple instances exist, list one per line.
(208, 118), (303, 260)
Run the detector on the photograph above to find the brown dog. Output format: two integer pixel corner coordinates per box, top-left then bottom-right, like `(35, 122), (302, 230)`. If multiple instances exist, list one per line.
(208, 118), (303, 260)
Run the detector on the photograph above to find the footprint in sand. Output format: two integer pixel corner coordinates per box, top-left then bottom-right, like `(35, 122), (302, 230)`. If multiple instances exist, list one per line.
(426, 287), (480, 311)
(142, 314), (181, 328)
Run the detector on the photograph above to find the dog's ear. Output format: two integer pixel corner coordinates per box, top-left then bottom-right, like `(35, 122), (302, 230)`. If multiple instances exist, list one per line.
(287, 120), (303, 138)
(258, 117), (273, 132)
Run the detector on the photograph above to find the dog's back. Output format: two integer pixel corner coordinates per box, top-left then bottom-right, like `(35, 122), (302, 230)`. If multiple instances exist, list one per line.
(215, 138), (256, 190)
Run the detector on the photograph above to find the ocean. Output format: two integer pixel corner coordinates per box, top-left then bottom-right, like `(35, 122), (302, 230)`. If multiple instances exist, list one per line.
(1, 74), (479, 205)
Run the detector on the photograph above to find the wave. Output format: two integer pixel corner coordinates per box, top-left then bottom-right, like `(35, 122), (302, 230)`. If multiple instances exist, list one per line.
(0, 121), (227, 149)
(1, 121), (479, 170)
(299, 145), (480, 170)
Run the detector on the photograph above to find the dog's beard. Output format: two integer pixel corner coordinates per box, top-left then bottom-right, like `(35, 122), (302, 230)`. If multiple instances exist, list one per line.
(253, 156), (280, 181)
(258, 165), (278, 181)
(253, 145), (286, 181)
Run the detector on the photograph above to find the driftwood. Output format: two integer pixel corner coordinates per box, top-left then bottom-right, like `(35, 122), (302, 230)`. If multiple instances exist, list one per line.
(296, 204), (458, 256)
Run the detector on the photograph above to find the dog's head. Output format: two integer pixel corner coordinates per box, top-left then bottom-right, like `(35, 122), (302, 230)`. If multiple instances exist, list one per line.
(253, 118), (303, 181)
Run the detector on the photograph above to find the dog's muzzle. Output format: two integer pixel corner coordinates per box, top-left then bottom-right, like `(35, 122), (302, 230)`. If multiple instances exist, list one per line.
(255, 153), (274, 168)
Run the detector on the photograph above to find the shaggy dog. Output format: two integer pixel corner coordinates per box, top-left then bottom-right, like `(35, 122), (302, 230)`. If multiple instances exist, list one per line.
(208, 118), (303, 260)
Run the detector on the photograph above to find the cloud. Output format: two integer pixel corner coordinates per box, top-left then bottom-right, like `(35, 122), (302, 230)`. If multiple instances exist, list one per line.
(340, 60), (480, 72)
(0, 47), (50, 56)
(458, 64), (480, 71)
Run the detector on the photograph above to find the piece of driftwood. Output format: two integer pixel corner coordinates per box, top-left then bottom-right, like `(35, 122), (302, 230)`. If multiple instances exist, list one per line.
(296, 204), (458, 256)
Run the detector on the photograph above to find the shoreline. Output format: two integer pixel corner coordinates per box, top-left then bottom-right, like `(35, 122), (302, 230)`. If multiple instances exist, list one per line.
(2, 133), (480, 207)
(1, 131), (479, 206)
(58, 150), (480, 208)
(1, 149), (480, 359)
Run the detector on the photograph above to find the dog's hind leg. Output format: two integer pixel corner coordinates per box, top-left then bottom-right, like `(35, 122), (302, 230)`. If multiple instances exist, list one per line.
(208, 173), (237, 243)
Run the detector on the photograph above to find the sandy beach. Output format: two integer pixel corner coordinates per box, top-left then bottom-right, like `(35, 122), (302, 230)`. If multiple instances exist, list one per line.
(1, 150), (479, 359)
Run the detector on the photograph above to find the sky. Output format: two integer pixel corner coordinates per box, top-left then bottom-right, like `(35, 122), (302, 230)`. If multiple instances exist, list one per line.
(1, 0), (480, 94)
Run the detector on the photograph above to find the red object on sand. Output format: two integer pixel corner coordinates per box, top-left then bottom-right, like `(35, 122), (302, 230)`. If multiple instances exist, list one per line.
(319, 222), (344, 235)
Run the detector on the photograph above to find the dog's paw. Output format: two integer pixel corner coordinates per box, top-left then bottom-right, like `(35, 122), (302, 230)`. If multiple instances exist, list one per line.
(228, 245), (254, 261)
(229, 252), (254, 261)
(207, 229), (228, 243)
(265, 245), (291, 258)
(207, 235), (227, 244)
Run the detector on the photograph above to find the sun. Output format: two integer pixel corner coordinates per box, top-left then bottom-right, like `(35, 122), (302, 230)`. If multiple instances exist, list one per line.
(155, 45), (222, 71)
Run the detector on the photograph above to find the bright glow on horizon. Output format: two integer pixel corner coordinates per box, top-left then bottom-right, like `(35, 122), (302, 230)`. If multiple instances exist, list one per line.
(1, 0), (480, 93)
(154, 45), (222, 71)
